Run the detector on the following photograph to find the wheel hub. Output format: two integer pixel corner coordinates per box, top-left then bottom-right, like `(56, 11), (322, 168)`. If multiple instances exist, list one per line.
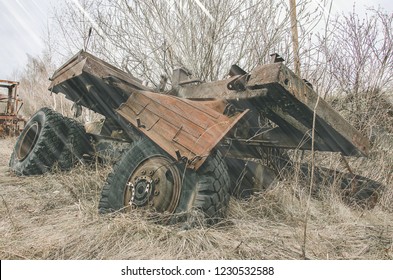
(124, 156), (181, 214)
(130, 176), (154, 207)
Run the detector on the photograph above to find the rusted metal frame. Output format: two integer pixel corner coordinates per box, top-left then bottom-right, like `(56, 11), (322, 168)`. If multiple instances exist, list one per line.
(245, 63), (369, 156)
(51, 73), (141, 142)
(224, 91), (313, 151)
(11, 81), (19, 115)
(262, 86), (359, 155)
(48, 50), (150, 119)
(219, 138), (263, 160)
(47, 50), (370, 163)
(270, 90), (361, 155)
(261, 103), (325, 150)
(176, 76), (268, 100)
(0, 81), (23, 130)
(50, 58), (86, 90)
(0, 115), (21, 120)
(88, 133), (132, 162)
(229, 128), (313, 150)
(221, 115), (313, 159)
(117, 91), (248, 169)
(225, 88), (360, 155)
(83, 53), (147, 89)
(275, 65), (369, 156)
(176, 65), (296, 149)
(49, 50), (148, 92)
(51, 72), (128, 118)
(118, 91), (245, 162)
(49, 51), (84, 82)
(124, 92), (210, 139)
(0, 80), (19, 86)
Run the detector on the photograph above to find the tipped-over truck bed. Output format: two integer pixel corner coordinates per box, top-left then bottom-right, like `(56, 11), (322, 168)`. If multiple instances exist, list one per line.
(9, 50), (379, 226)
(48, 50), (369, 168)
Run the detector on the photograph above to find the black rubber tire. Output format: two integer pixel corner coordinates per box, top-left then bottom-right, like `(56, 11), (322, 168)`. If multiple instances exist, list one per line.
(98, 138), (230, 225)
(57, 117), (91, 170)
(9, 107), (66, 175)
(300, 164), (384, 208)
(326, 170), (383, 208)
(188, 150), (231, 225)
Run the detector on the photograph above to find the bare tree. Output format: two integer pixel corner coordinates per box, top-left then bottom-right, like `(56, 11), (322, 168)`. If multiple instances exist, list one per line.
(319, 7), (393, 96)
(306, 6), (393, 134)
(50, 0), (324, 87)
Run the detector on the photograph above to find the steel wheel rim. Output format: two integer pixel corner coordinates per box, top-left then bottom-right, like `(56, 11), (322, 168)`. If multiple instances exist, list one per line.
(124, 156), (181, 214)
(16, 121), (41, 161)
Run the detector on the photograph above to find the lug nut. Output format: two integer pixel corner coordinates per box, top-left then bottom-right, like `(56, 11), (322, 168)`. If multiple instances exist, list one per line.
(154, 190), (160, 196)
(154, 178), (160, 184)
(149, 170), (154, 176)
(141, 170), (146, 175)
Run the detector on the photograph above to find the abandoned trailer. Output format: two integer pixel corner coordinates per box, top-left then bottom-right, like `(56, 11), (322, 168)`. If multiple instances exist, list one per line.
(8, 51), (383, 225)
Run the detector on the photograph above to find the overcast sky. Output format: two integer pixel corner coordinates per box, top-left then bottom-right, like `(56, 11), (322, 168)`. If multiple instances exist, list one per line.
(0, 0), (392, 79)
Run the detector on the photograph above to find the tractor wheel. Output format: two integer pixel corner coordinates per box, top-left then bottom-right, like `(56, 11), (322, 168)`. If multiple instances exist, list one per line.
(328, 170), (383, 208)
(300, 165), (384, 208)
(57, 117), (92, 170)
(98, 138), (230, 225)
(9, 107), (66, 175)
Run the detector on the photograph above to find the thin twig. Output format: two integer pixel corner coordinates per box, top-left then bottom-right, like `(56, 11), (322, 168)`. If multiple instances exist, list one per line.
(302, 95), (320, 259)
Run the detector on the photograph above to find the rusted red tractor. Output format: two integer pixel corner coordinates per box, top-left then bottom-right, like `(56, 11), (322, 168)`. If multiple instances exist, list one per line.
(0, 80), (25, 137)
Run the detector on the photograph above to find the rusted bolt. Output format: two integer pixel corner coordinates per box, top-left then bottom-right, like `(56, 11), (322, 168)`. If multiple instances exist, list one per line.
(149, 170), (154, 176)
(136, 118), (142, 127)
(154, 190), (160, 196)
(141, 170), (146, 175)
(154, 178), (160, 184)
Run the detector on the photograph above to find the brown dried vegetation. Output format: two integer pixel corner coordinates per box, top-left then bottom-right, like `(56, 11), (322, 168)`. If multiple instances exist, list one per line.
(1, 110), (392, 260)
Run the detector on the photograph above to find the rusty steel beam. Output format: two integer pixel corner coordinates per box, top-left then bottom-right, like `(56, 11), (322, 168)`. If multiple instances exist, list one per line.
(0, 80), (19, 86)
(246, 63), (369, 156)
(49, 50), (147, 91)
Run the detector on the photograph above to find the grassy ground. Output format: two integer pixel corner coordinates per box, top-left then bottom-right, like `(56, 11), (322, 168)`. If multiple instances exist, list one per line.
(1, 136), (392, 260)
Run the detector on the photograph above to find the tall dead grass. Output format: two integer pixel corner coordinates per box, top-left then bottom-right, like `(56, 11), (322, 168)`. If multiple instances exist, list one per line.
(1, 115), (392, 260)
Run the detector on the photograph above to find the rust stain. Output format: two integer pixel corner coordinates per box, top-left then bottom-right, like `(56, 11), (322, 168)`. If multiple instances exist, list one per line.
(117, 91), (247, 169)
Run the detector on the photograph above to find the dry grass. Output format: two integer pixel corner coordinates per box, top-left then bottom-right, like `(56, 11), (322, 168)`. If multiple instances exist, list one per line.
(0, 135), (392, 260)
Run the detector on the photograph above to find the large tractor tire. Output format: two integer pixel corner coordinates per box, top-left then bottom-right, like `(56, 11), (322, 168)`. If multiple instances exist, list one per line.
(299, 164), (384, 208)
(57, 116), (92, 170)
(9, 107), (66, 175)
(339, 173), (383, 208)
(98, 138), (230, 225)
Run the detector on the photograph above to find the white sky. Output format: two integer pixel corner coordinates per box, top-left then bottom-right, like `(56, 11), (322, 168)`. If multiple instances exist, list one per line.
(0, 0), (392, 79)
